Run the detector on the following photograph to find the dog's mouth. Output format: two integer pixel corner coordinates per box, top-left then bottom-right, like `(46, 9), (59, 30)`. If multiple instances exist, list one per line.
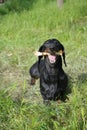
(48, 55), (56, 63)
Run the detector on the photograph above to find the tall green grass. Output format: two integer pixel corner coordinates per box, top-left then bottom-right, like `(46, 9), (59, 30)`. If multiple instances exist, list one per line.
(0, 0), (87, 129)
(0, 87), (87, 130)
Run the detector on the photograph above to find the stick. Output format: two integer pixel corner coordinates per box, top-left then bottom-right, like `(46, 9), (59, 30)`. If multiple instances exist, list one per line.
(34, 51), (49, 56)
(34, 50), (63, 56)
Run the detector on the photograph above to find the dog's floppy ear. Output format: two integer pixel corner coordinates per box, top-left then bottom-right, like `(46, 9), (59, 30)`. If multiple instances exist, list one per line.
(38, 45), (46, 64)
(39, 45), (46, 52)
(57, 49), (67, 67)
(62, 51), (67, 67)
(59, 44), (67, 67)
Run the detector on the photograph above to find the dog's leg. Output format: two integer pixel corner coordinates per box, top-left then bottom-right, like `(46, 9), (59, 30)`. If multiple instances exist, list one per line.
(30, 78), (36, 85)
(59, 72), (68, 102)
(29, 62), (40, 85)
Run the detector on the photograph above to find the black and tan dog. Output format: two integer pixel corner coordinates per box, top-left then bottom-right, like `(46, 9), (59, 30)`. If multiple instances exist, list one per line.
(29, 39), (68, 104)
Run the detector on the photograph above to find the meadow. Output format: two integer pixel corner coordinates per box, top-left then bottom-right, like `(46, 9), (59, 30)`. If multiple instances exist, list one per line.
(0, 0), (87, 129)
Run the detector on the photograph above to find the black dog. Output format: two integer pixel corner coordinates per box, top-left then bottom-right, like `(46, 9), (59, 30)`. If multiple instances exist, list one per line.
(29, 39), (68, 103)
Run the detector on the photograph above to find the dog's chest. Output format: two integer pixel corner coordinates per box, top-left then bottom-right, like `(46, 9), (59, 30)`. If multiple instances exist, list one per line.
(42, 69), (59, 83)
(49, 74), (58, 83)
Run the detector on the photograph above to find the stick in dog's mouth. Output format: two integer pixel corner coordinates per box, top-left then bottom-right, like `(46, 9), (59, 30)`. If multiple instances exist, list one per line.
(34, 51), (49, 56)
(34, 50), (64, 64)
(34, 50), (63, 56)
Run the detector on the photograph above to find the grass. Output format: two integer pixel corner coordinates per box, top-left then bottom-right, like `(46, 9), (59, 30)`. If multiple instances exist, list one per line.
(0, 0), (87, 129)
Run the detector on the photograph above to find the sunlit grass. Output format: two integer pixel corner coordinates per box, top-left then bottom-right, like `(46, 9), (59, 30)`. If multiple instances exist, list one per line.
(0, 0), (87, 129)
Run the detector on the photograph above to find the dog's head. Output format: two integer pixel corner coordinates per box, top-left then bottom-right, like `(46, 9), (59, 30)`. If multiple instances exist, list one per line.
(38, 39), (67, 66)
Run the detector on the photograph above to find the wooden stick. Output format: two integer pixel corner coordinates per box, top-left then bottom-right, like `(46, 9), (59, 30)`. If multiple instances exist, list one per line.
(34, 51), (49, 56)
(34, 50), (63, 56)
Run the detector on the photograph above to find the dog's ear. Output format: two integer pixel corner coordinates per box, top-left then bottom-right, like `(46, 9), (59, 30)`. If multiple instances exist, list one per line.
(57, 49), (67, 67)
(38, 45), (46, 64)
(39, 45), (46, 52)
(60, 44), (67, 67)
(62, 51), (67, 67)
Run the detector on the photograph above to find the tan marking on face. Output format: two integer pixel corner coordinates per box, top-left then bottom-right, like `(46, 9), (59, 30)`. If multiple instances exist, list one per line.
(56, 50), (63, 56)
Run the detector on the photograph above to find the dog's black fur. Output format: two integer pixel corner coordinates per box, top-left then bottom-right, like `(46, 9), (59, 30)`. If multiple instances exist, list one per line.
(29, 39), (68, 103)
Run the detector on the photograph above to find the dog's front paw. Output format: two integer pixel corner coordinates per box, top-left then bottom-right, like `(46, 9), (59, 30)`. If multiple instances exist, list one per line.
(30, 78), (36, 85)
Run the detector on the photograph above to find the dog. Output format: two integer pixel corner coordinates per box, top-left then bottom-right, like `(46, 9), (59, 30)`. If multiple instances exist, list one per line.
(29, 39), (68, 104)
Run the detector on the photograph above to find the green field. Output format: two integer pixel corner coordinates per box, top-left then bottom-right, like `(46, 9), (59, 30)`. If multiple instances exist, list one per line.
(0, 0), (87, 129)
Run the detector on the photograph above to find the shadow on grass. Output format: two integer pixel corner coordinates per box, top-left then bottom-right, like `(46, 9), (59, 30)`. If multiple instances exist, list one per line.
(78, 73), (87, 85)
